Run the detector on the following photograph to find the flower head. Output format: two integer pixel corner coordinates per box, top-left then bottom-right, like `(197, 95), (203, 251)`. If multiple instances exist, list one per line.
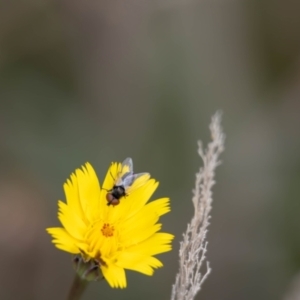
(46, 160), (174, 288)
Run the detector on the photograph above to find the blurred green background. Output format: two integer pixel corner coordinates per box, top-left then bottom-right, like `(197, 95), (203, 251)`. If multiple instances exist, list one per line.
(1, 1), (300, 299)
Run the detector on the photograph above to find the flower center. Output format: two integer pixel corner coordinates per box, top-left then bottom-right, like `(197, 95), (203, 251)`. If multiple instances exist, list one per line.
(101, 223), (115, 237)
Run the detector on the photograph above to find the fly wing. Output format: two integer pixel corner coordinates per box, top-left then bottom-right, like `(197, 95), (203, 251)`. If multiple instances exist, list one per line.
(124, 172), (151, 194)
(115, 158), (133, 186)
(121, 157), (133, 174)
(121, 174), (135, 187)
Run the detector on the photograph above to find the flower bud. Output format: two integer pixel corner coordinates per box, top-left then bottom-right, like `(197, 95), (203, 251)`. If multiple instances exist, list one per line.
(72, 255), (102, 282)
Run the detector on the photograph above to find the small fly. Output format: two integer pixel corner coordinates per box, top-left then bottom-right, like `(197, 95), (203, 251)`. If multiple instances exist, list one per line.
(106, 157), (149, 206)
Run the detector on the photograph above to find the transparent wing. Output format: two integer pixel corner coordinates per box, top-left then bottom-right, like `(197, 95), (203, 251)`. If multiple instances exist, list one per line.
(124, 172), (151, 194)
(121, 157), (133, 173)
(122, 174), (137, 187)
(114, 158), (133, 186)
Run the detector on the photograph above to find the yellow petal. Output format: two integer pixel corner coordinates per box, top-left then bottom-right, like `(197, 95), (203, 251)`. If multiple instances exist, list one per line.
(63, 174), (85, 224)
(101, 264), (127, 288)
(58, 200), (87, 235)
(120, 197), (170, 235)
(120, 224), (162, 248)
(144, 198), (171, 217)
(126, 179), (159, 212)
(75, 163), (101, 222)
(127, 233), (174, 256)
(110, 179), (159, 224)
(101, 162), (119, 191)
(119, 198), (170, 245)
(46, 227), (80, 253)
(58, 210), (85, 240)
(116, 252), (163, 275)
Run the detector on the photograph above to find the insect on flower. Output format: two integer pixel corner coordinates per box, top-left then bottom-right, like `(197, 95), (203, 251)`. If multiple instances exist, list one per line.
(106, 157), (149, 206)
(46, 160), (174, 289)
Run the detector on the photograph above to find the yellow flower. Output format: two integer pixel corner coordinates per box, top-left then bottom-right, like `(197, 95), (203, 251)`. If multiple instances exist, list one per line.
(46, 160), (174, 288)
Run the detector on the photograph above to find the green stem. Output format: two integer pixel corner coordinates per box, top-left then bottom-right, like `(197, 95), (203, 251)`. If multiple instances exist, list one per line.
(67, 275), (88, 300)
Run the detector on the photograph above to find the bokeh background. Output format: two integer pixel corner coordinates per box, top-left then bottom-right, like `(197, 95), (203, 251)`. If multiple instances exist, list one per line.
(1, 1), (300, 299)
